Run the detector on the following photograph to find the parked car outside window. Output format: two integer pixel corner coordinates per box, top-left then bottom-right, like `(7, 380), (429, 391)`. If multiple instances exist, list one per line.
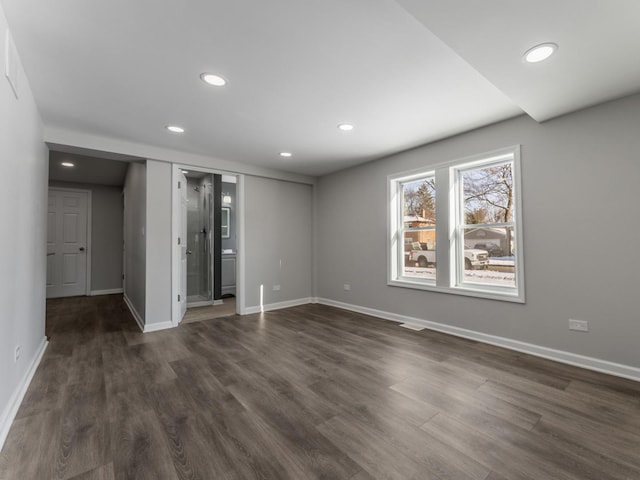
(473, 242), (504, 257)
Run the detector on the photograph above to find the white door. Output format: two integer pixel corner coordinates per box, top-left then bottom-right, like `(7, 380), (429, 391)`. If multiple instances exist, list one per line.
(179, 172), (188, 320)
(47, 189), (89, 298)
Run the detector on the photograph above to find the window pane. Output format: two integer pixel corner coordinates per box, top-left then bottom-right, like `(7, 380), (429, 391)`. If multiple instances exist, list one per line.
(463, 162), (513, 224)
(463, 226), (516, 287)
(402, 232), (436, 280)
(402, 177), (435, 227)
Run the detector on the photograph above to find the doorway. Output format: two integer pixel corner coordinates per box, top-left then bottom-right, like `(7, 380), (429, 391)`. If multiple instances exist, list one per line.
(173, 167), (239, 324)
(185, 173), (214, 306)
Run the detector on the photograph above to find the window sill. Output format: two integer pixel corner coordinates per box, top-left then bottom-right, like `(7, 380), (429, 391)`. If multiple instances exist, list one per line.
(388, 278), (525, 303)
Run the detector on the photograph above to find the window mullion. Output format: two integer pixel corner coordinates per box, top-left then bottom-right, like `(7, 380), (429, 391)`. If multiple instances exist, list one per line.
(434, 166), (451, 287)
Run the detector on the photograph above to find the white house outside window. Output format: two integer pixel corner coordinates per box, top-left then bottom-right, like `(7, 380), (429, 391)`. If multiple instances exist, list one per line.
(388, 146), (524, 303)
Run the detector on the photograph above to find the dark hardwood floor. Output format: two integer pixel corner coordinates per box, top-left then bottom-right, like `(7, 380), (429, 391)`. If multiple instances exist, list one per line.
(1, 294), (639, 479)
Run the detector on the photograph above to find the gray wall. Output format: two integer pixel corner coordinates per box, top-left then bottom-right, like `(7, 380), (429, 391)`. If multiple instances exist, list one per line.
(244, 176), (313, 309)
(0, 4), (48, 446)
(49, 181), (123, 293)
(144, 160), (173, 327)
(123, 162), (146, 322)
(316, 93), (640, 369)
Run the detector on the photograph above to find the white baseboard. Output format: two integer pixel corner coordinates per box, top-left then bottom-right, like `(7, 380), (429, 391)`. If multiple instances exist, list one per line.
(221, 287), (236, 296)
(315, 297), (640, 383)
(143, 321), (175, 333)
(0, 337), (48, 452)
(89, 288), (123, 296)
(244, 297), (314, 315)
(123, 294), (145, 332)
(124, 294), (176, 333)
(187, 300), (213, 308)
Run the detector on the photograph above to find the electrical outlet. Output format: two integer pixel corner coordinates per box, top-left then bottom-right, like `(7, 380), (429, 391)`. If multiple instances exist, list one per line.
(273, 284), (281, 291)
(14, 346), (20, 362)
(568, 319), (589, 332)
(344, 284), (350, 291)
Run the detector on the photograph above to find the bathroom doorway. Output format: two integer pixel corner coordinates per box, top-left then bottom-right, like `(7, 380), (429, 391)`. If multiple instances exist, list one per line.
(172, 166), (241, 325)
(183, 171), (237, 311)
(185, 172), (213, 305)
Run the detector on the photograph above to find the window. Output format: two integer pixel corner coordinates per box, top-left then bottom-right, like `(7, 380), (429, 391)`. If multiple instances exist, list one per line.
(400, 174), (436, 281)
(388, 146), (524, 302)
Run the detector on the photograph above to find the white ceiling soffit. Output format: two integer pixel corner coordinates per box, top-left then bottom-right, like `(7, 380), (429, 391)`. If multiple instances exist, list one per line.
(397, 0), (640, 122)
(49, 151), (132, 187)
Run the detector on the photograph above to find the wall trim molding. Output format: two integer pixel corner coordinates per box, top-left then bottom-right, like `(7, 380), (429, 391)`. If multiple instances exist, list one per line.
(0, 337), (48, 452)
(314, 297), (640, 383)
(123, 293), (145, 332)
(143, 321), (176, 333)
(244, 297), (314, 315)
(89, 288), (123, 296)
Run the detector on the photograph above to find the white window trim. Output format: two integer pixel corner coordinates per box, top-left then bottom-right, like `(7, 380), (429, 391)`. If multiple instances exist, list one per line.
(387, 145), (525, 303)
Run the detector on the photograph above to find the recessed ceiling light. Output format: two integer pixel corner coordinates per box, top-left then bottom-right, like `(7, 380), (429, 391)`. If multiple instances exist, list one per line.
(523, 43), (558, 63)
(200, 73), (227, 87)
(338, 123), (354, 131)
(61, 162), (75, 167)
(166, 125), (185, 133)
(280, 152), (292, 157)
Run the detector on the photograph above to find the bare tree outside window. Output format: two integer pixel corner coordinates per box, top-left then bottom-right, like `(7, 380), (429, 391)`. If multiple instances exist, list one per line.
(403, 178), (436, 221)
(463, 163), (513, 224)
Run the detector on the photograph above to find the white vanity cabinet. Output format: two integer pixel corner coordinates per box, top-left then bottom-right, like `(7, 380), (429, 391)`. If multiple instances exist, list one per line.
(221, 252), (236, 296)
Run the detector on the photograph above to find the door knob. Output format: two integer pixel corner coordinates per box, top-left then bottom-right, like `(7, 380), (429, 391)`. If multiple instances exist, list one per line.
(186, 250), (192, 255)
(79, 247), (85, 251)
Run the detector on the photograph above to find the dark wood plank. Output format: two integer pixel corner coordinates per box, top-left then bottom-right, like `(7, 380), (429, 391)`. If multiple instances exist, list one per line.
(52, 382), (110, 479)
(329, 403), (490, 480)
(0, 410), (62, 479)
(109, 402), (179, 480)
(226, 375), (361, 478)
(421, 413), (575, 480)
(67, 463), (115, 480)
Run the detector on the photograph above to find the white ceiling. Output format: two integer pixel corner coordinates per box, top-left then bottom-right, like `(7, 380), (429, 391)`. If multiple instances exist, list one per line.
(49, 151), (133, 186)
(3, 0), (640, 177)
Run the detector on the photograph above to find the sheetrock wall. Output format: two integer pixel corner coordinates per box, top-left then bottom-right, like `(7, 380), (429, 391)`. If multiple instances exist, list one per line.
(145, 160), (172, 327)
(123, 162), (147, 323)
(244, 176), (313, 310)
(0, 5), (48, 447)
(316, 93), (640, 371)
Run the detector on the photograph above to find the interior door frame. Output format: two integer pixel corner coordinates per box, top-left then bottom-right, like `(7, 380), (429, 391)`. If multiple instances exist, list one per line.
(48, 187), (93, 296)
(171, 164), (244, 326)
